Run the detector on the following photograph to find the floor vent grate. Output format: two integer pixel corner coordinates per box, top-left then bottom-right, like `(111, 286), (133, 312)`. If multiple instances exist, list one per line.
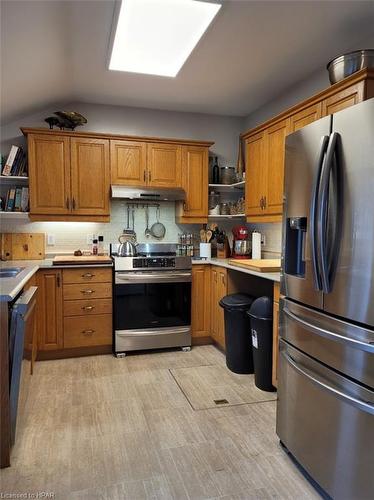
(214, 399), (229, 405)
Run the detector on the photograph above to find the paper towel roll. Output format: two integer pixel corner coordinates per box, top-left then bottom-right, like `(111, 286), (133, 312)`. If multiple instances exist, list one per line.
(252, 232), (261, 259)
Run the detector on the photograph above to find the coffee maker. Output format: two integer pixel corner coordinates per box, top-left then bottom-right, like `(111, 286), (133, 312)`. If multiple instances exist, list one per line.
(232, 225), (251, 259)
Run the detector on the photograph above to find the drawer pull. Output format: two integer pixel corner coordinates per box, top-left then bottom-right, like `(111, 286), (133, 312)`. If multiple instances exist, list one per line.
(81, 289), (94, 294)
(82, 305), (95, 311)
(82, 273), (94, 278)
(82, 329), (95, 336)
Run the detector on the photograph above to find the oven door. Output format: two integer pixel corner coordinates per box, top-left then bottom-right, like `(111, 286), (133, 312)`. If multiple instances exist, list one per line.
(114, 271), (191, 331)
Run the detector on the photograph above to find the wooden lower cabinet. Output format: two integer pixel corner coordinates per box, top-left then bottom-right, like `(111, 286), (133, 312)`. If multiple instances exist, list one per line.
(34, 266), (112, 358)
(36, 269), (63, 350)
(191, 265), (210, 340)
(272, 282), (280, 387)
(210, 266), (227, 350)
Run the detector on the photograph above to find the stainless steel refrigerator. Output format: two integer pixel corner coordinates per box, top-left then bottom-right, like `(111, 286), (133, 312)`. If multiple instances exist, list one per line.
(277, 98), (374, 499)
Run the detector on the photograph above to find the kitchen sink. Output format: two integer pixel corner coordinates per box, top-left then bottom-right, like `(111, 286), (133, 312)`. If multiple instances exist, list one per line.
(0, 267), (25, 278)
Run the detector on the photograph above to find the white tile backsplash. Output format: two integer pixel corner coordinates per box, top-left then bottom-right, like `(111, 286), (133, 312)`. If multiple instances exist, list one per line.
(1, 200), (185, 253)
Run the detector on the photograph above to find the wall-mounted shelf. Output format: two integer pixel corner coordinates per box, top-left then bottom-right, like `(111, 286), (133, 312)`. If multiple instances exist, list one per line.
(0, 176), (29, 184)
(0, 211), (29, 219)
(208, 214), (245, 220)
(208, 181), (244, 192)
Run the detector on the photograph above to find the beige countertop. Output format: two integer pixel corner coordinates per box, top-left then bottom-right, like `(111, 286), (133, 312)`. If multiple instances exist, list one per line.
(0, 258), (113, 302)
(192, 258), (281, 283)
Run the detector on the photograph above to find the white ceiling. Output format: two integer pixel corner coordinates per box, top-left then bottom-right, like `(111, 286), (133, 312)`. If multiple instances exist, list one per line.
(1, 0), (374, 125)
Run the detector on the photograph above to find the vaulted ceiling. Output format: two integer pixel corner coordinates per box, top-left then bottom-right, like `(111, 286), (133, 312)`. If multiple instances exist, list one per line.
(1, 0), (373, 125)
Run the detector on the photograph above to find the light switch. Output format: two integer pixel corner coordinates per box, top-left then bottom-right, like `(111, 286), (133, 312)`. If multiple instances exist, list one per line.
(47, 234), (55, 246)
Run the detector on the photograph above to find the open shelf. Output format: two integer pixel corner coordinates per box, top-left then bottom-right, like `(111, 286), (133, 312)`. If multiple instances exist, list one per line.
(0, 211), (29, 219)
(208, 213), (246, 220)
(208, 181), (244, 192)
(0, 176), (29, 184)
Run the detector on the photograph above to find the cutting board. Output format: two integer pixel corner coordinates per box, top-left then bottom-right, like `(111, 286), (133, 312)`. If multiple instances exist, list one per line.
(228, 259), (281, 272)
(0, 233), (45, 260)
(53, 255), (112, 265)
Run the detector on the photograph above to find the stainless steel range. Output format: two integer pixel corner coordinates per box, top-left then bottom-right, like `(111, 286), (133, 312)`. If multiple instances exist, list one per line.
(111, 243), (192, 356)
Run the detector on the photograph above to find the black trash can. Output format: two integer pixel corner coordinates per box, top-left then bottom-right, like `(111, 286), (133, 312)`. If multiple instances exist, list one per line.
(247, 296), (276, 392)
(219, 294), (254, 374)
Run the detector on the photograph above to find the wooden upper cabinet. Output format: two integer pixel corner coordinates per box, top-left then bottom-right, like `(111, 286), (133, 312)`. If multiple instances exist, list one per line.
(147, 143), (182, 188)
(264, 120), (287, 215)
(245, 131), (266, 216)
(28, 134), (71, 214)
(70, 138), (110, 215)
(288, 102), (322, 133)
(37, 269), (63, 351)
(322, 81), (365, 116)
(110, 140), (147, 186)
(181, 146), (208, 218)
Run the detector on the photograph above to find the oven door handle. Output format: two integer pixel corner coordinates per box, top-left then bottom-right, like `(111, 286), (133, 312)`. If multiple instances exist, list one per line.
(115, 272), (192, 284)
(116, 327), (190, 337)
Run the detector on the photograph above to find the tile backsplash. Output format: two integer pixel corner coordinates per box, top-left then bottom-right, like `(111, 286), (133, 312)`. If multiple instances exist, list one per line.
(1, 200), (185, 254)
(1, 202), (282, 257)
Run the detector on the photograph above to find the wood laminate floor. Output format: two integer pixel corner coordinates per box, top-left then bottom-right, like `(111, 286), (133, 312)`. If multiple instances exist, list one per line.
(0, 346), (319, 500)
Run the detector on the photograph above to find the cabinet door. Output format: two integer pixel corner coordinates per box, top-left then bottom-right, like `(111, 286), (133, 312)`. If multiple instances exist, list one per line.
(264, 120), (287, 215)
(147, 143), (182, 188)
(28, 134), (70, 214)
(321, 81), (365, 116)
(210, 267), (219, 343)
(217, 268), (227, 349)
(245, 132), (266, 216)
(110, 140), (147, 186)
(37, 270), (63, 351)
(191, 265), (210, 338)
(288, 102), (322, 133)
(70, 138), (110, 215)
(181, 146), (208, 218)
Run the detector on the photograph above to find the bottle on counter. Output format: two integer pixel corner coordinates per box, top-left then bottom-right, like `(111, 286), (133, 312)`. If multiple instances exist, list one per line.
(212, 157), (220, 184)
(98, 235), (104, 255)
(92, 238), (98, 255)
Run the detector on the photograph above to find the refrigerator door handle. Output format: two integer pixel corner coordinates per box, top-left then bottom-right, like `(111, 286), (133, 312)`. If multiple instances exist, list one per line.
(281, 348), (374, 415)
(283, 305), (374, 353)
(310, 135), (329, 291)
(318, 132), (342, 293)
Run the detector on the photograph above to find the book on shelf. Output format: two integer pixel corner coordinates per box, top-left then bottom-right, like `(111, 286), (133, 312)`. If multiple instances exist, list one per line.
(5, 188), (16, 211)
(20, 187), (29, 212)
(1, 145), (28, 177)
(14, 187), (22, 211)
(0, 186), (29, 212)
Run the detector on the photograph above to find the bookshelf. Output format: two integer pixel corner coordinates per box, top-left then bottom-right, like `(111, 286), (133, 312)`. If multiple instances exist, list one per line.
(0, 176), (29, 184)
(0, 211), (29, 220)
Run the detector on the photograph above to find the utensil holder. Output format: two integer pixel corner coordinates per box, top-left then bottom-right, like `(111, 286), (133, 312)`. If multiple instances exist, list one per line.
(200, 243), (211, 259)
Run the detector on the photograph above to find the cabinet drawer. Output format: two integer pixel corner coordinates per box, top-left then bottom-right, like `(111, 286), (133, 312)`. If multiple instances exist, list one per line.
(63, 267), (112, 284)
(64, 314), (112, 348)
(63, 282), (112, 300)
(63, 298), (112, 317)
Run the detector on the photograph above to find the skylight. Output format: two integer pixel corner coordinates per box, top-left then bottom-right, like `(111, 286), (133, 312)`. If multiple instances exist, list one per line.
(109, 0), (221, 77)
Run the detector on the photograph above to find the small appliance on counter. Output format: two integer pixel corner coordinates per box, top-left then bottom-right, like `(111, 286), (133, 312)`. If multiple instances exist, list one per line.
(232, 225), (251, 259)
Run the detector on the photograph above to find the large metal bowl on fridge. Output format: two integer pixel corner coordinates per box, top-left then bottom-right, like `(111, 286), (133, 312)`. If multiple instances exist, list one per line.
(327, 49), (374, 84)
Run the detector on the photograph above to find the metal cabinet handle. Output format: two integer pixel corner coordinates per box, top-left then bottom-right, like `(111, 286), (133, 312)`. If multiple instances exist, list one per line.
(72, 197), (76, 210)
(57, 275), (61, 287)
(66, 197), (70, 209)
(81, 273), (94, 278)
(82, 329), (94, 336)
(143, 170), (146, 182)
(260, 197), (264, 209)
(82, 305), (94, 311)
(263, 196), (267, 209)
(148, 171), (151, 182)
(81, 289), (94, 294)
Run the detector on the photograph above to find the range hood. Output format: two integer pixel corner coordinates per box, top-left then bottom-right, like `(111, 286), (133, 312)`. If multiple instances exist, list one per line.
(111, 185), (186, 201)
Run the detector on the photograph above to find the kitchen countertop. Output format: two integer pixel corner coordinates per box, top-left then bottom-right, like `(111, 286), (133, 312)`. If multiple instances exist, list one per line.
(0, 258), (113, 302)
(192, 258), (281, 283)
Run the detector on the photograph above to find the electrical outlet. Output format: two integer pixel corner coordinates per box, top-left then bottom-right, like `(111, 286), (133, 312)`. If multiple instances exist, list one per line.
(86, 234), (93, 245)
(47, 234), (55, 246)
(261, 234), (266, 246)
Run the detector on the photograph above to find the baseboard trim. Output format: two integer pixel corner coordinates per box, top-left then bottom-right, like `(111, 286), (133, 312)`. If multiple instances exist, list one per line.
(192, 336), (213, 346)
